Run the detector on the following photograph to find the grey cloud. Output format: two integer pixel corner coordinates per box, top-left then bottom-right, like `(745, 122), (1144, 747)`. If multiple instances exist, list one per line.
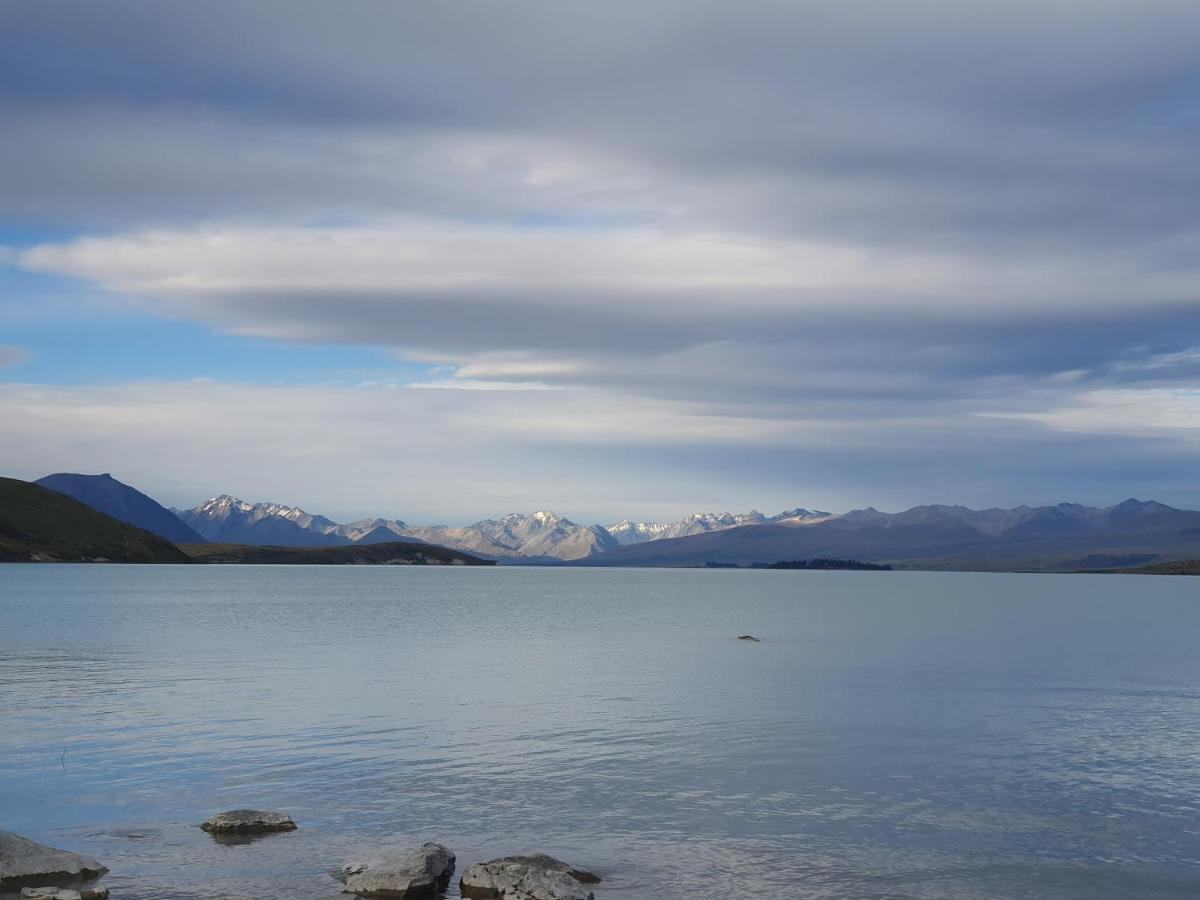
(3, 379), (1199, 524)
(3, 2), (1200, 251)
(4, 1), (1200, 511)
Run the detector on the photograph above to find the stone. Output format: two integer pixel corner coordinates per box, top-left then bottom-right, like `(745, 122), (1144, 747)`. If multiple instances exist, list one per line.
(0, 831), (107, 889)
(200, 809), (296, 834)
(459, 854), (599, 900)
(338, 842), (456, 897)
(22, 889), (107, 900)
(21, 889), (82, 900)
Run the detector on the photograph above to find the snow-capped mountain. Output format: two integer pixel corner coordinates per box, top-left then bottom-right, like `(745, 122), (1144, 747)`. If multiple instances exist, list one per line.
(606, 508), (834, 545)
(328, 517), (410, 543)
(607, 511), (764, 545)
(772, 508), (837, 526)
(175, 495), (347, 547)
(178, 498), (618, 560)
(412, 511), (618, 560)
(179, 495), (839, 559)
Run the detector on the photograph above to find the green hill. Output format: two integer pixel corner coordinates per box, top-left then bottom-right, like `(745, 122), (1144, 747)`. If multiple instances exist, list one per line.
(0, 477), (191, 563)
(180, 541), (493, 566)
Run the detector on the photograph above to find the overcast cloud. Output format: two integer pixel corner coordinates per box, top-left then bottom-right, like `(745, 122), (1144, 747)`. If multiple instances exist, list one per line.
(2, 1), (1199, 520)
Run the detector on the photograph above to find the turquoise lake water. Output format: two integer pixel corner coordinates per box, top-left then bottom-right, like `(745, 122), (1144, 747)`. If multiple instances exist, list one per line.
(2, 565), (1199, 898)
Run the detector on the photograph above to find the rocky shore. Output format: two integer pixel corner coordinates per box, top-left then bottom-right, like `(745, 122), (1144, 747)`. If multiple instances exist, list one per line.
(1, 812), (601, 900)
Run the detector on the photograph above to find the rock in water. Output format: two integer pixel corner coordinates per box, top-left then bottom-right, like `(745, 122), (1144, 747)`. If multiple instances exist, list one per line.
(338, 842), (456, 897)
(200, 809), (297, 833)
(737, 634), (761, 641)
(20, 887), (109, 899)
(460, 855), (599, 900)
(0, 831), (107, 889)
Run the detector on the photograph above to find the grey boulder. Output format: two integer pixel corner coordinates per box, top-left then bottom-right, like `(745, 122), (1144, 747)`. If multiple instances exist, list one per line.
(20, 885), (108, 900)
(0, 831), (107, 889)
(200, 809), (297, 834)
(338, 842), (456, 897)
(459, 854), (599, 900)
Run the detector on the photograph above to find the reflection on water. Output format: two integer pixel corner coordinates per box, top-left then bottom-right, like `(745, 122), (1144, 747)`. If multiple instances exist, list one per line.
(2, 565), (1200, 898)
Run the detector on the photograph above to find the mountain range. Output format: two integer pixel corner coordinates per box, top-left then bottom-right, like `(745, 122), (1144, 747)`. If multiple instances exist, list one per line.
(1, 476), (490, 566)
(606, 508), (832, 544)
(15, 473), (1200, 571)
(174, 498), (618, 560)
(171, 496), (835, 560)
(585, 500), (1200, 571)
(25, 473), (843, 560)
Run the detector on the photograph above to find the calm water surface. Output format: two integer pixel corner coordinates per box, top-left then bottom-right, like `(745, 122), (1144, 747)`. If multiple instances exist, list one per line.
(2, 565), (1199, 899)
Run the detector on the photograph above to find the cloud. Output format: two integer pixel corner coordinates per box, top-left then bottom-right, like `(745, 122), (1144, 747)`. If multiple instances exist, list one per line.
(6, 1), (1200, 255)
(4, 1), (1200, 512)
(17, 221), (1200, 416)
(23, 221), (1200, 323)
(2, 379), (1199, 524)
(0, 379), (857, 522)
(982, 388), (1200, 439)
(0, 346), (30, 369)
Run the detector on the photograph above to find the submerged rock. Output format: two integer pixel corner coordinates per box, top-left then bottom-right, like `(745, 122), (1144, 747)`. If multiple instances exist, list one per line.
(200, 809), (297, 834)
(460, 854), (599, 900)
(0, 831), (107, 889)
(338, 842), (456, 897)
(20, 889), (81, 900)
(20, 885), (108, 900)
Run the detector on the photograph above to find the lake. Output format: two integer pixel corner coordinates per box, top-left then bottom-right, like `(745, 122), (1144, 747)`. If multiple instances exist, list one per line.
(2, 565), (1199, 899)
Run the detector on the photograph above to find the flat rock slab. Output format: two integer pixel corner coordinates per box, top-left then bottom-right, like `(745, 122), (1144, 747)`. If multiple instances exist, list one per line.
(200, 809), (297, 834)
(338, 841), (456, 897)
(460, 855), (599, 900)
(0, 831), (107, 890)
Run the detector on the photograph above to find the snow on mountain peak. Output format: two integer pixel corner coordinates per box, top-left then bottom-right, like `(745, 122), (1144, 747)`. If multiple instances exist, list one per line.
(183, 495), (839, 559)
(605, 507), (829, 545)
(199, 494), (254, 513)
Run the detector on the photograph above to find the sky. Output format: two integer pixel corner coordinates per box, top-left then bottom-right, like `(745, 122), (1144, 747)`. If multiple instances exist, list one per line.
(2, 0), (1200, 524)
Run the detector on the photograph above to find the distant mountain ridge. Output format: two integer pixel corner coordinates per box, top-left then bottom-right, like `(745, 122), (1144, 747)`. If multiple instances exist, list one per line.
(175, 494), (836, 560)
(588, 499), (1200, 571)
(171, 493), (1200, 569)
(34, 473), (1198, 570)
(174, 497), (620, 560)
(606, 508), (833, 544)
(35, 472), (204, 544)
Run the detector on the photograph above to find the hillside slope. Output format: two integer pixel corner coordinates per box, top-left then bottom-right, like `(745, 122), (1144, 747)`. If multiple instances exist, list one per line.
(0, 477), (191, 563)
(35, 472), (205, 543)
